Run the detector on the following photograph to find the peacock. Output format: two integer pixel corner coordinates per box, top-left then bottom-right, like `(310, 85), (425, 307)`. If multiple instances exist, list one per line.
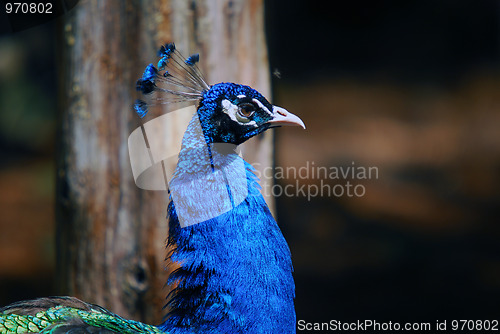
(0, 43), (305, 334)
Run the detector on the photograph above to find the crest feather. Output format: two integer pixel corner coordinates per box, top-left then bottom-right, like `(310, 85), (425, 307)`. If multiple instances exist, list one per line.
(134, 43), (210, 118)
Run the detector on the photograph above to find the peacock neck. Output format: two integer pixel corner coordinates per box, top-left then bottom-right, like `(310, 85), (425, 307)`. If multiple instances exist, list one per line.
(161, 171), (296, 333)
(160, 113), (296, 333)
(168, 113), (247, 228)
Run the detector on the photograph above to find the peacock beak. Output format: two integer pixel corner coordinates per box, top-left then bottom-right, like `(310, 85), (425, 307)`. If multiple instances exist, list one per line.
(267, 106), (306, 129)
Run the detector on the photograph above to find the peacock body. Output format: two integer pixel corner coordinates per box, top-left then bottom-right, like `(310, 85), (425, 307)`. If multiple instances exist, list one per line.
(1, 43), (304, 334)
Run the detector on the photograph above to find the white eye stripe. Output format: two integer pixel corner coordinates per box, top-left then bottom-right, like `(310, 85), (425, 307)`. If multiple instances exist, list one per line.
(252, 98), (272, 116)
(235, 95), (271, 116)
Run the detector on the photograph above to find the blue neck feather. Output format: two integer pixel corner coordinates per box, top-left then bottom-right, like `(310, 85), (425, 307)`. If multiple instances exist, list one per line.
(159, 143), (296, 333)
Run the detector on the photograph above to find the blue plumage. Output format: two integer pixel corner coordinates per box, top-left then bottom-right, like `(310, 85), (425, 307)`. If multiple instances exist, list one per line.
(197, 82), (275, 144)
(133, 99), (149, 118)
(184, 54), (200, 66)
(157, 43), (176, 70)
(136, 64), (158, 94)
(142, 44), (304, 333)
(151, 58), (304, 330)
(161, 161), (295, 333)
(0, 42), (305, 334)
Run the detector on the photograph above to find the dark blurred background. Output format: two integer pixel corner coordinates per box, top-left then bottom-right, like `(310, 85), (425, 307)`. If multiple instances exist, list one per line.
(266, 0), (500, 325)
(0, 17), (56, 301)
(1, 0), (499, 329)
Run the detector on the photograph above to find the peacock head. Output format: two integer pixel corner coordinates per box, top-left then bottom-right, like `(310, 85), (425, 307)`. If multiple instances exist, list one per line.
(197, 82), (305, 145)
(134, 43), (305, 146)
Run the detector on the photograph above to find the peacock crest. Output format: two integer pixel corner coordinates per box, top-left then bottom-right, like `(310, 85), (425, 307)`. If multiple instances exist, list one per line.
(134, 43), (209, 118)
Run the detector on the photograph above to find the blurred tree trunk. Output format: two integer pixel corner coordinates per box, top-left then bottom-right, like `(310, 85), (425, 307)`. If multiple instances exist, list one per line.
(57, 0), (272, 325)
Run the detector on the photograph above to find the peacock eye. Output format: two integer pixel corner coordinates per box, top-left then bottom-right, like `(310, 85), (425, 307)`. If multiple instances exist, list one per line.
(237, 102), (257, 119)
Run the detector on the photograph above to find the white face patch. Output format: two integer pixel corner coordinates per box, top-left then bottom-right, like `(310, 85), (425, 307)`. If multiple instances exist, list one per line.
(221, 99), (258, 127)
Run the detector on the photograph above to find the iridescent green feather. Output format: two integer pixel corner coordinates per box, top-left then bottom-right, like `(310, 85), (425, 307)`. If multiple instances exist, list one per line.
(1, 301), (166, 334)
(0, 314), (47, 334)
